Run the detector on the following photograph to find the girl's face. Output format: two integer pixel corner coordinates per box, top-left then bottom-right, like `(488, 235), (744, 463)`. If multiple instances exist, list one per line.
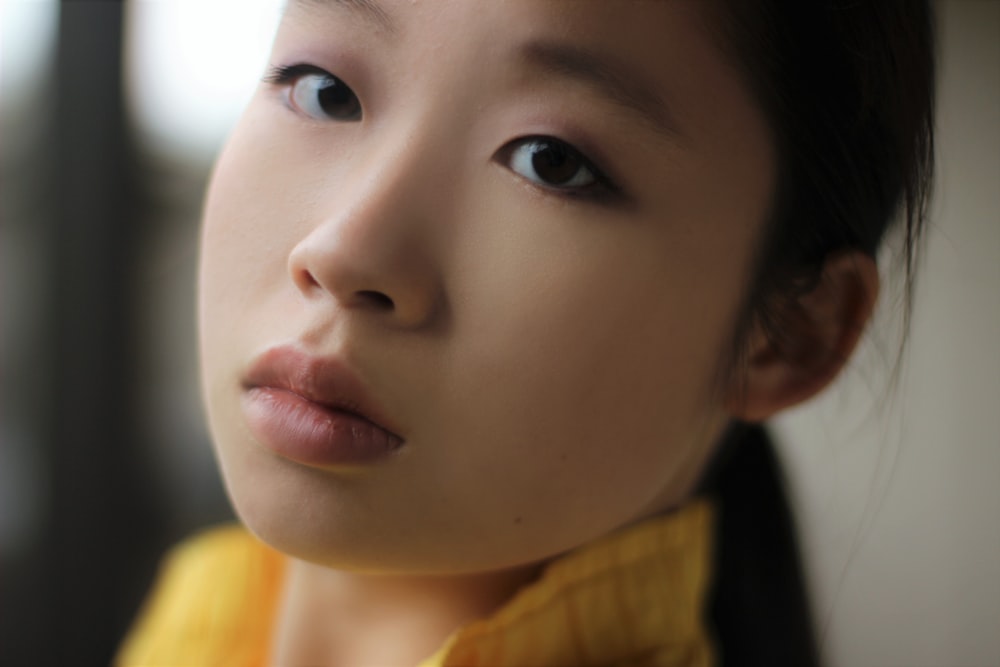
(199, 0), (775, 574)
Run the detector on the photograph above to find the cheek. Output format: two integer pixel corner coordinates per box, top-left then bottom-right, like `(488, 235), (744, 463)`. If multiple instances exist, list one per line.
(201, 114), (284, 309)
(197, 100), (322, 363)
(416, 205), (752, 546)
(197, 103), (308, 461)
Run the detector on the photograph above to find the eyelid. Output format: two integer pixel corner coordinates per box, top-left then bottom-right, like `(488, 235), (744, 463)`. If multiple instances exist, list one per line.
(497, 135), (624, 203)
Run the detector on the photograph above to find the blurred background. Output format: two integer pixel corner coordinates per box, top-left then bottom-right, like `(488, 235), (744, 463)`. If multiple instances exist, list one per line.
(1, 1), (997, 665)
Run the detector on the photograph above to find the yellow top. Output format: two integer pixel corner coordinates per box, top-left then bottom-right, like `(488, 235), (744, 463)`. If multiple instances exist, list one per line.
(117, 502), (715, 667)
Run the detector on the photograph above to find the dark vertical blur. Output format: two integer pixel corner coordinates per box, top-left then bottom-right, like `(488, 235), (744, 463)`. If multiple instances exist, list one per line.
(1, 1), (165, 664)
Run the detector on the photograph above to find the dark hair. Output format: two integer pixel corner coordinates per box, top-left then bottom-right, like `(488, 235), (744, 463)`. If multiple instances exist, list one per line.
(700, 2), (936, 665)
(714, 0), (936, 364)
(701, 423), (821, 667)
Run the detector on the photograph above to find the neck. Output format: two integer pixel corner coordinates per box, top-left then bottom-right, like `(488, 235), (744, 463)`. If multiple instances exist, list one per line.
(269, 558), (544, 667)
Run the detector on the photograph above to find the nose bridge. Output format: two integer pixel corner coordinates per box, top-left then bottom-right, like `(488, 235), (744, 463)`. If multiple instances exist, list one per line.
(288, 118), (449, 326)
(342, 126), (436, 239)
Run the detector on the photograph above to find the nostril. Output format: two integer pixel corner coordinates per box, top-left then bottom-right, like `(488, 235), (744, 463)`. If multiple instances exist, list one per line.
(293, 265), (322, 293)
(356, 289), (395, 310)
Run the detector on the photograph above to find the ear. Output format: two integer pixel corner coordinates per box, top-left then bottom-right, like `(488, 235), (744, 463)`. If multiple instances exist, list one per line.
(725, 251), (879, 422)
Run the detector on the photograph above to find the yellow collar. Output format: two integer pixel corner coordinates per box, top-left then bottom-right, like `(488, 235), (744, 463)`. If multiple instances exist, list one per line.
(117, 502), (714, 667)
(420, 501), (715, 667)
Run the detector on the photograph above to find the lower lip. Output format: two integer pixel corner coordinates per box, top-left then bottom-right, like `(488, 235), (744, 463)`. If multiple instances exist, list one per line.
(241, 387), (403, 467)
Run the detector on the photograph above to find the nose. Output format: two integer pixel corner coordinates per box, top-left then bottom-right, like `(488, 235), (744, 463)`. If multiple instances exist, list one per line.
(287, 140), (445, 329)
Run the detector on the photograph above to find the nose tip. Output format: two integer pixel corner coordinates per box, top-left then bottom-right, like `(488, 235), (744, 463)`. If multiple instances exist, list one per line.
(287, 224), (441, 328)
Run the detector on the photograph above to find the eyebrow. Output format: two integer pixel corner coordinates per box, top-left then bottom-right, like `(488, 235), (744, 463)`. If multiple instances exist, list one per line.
(293, 0), (397, 35)
(520, 41), (681, 142)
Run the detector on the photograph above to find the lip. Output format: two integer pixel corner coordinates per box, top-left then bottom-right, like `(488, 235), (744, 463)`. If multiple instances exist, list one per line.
(240, 345), (404, 467)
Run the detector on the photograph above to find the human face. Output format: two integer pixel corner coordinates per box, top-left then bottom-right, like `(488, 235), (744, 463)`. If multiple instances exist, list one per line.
(199, 0), (775, 574)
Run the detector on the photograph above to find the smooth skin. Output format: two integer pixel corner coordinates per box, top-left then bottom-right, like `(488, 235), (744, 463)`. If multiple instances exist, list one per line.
(197, 0), (877, 663)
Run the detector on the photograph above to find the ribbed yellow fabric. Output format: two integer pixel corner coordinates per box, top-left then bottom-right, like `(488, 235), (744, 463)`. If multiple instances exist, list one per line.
(117, 502), (714, 667)
(116, 525), (285, 667)
(419, 501), (714, 667)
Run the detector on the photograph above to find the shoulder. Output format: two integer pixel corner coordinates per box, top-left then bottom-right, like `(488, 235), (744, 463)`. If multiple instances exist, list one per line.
(116, 524), (286, 667)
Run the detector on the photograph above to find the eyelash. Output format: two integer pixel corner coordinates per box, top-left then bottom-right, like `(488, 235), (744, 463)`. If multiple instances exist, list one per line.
(263, 63), (624, 204)
(264, 63), (326, 87)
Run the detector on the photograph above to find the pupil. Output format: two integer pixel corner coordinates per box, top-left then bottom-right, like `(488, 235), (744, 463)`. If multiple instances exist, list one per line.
(317, 77), (360, 119)
(531, 142), (580, 185)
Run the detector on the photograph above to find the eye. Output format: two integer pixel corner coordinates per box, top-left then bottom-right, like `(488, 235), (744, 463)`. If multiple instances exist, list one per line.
(265, 64), (362, 121)
(504, 137), (612, 195)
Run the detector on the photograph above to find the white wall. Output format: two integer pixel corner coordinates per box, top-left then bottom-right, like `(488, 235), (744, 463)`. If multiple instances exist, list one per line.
(776, 2), (1000, 665)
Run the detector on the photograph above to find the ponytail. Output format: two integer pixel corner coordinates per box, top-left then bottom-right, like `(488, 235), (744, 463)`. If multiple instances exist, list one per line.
(700, 422), (821, 666)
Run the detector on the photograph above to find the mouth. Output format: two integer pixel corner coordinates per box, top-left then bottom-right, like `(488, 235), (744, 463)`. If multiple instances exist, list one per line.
(240, 345), (404, 467)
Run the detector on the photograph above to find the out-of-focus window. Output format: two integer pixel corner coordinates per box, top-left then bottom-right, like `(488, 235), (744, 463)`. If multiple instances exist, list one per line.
(125, 0), (282, 161)
(0, 0), (58, 556)
(1, 0), (58, 110)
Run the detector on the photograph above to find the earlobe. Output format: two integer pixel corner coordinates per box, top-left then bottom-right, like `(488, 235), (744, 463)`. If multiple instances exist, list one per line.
(725, 252), (880, 422)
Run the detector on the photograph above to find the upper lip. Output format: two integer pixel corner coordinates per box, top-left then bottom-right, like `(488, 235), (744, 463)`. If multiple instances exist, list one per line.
(242, 345), (403, 439)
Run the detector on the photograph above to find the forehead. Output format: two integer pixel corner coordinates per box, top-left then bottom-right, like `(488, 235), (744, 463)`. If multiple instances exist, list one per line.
(287, 0), (719, 62)
(283, 0), (753, 148)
